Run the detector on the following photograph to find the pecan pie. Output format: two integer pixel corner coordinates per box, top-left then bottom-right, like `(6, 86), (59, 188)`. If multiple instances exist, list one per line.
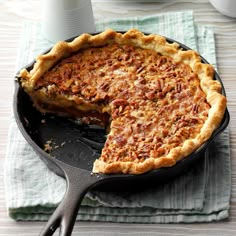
(19, 29), (227, 174)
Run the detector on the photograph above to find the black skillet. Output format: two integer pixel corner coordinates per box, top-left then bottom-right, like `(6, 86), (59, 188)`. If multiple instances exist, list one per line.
(14, 32), (230, 236)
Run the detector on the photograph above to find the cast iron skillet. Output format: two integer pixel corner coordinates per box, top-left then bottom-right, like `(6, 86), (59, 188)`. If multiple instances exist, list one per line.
(14, 32), (230, 236)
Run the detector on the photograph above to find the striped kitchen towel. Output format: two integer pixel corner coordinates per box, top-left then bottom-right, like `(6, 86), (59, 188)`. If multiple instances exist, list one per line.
(4, 11), (231, 223)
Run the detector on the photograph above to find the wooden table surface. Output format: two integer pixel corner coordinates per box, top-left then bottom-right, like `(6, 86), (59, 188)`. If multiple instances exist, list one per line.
(1, 0), (236, 235)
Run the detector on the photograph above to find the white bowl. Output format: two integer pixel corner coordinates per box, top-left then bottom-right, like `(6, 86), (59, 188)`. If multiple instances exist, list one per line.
(209, 0), (236, 18)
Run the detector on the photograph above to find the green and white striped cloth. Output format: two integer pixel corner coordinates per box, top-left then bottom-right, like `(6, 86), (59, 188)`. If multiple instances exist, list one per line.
(4, 11), (231, 223)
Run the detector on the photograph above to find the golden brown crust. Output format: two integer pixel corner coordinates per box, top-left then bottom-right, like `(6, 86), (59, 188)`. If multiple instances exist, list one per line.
(19, 29), (226, 174)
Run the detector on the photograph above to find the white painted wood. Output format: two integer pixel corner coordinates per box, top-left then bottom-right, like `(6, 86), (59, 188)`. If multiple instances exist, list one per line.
(0, 0), (236, 235)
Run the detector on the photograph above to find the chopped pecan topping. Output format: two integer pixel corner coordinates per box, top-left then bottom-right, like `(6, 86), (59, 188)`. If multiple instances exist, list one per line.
(36, 43), (210, 165)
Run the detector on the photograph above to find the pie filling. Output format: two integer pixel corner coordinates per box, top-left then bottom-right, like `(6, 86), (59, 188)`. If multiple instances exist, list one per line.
(19, 29), (226, 174)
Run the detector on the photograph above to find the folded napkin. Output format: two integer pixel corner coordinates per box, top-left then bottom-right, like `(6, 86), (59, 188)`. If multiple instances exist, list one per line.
(4, 11), (231, 223)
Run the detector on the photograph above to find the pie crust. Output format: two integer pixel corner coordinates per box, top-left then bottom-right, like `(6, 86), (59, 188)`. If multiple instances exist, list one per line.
(19, 29), (227, 174)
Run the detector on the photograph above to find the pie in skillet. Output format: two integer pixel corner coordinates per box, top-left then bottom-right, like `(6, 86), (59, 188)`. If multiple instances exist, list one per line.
(19, 29), (226, 174)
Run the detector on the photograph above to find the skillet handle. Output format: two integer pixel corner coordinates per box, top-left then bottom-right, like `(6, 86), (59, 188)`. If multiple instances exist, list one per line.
(39, 161), (103, 236)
